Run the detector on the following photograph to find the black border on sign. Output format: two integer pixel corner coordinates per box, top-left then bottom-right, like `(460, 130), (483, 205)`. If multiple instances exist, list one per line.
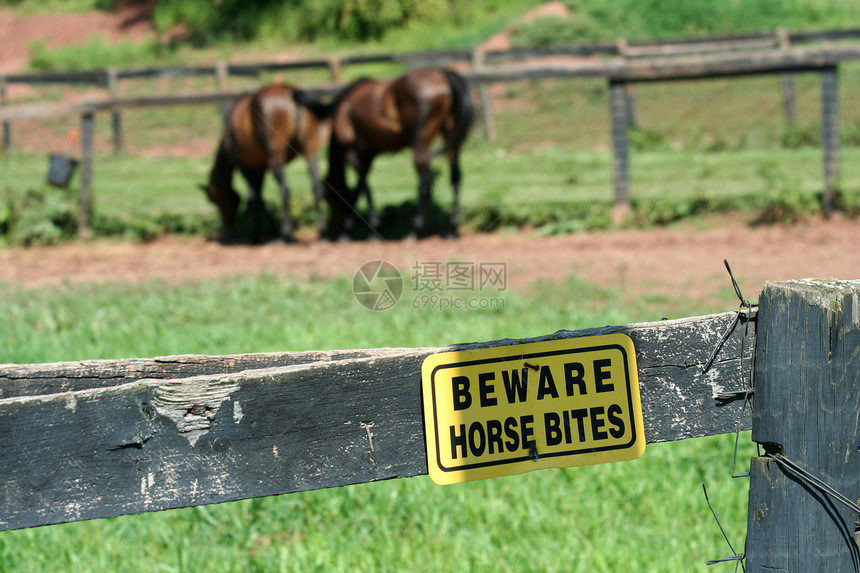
(429, 344), (637, 474)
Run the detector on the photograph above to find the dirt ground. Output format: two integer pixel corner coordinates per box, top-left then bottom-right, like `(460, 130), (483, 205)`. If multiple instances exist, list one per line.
(1, 5), (858, 303)
(1, 216), (858, 307)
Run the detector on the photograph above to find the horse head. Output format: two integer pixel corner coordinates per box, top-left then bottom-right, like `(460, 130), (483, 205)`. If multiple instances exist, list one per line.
(200, 181), (241, 226)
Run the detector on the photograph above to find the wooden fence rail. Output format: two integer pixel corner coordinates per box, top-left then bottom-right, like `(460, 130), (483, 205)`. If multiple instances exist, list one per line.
(0, 310), (754, 532)
(2, 279), (859, 571)
(2, 26), (859, 150)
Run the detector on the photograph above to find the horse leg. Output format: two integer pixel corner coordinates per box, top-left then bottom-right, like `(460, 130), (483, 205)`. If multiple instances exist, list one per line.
(412, 147), (435, 238)
(240, 167), (267, 244)
(448, 149), (462, 236)
(306, 156), (325, 237)
(269, 159), (295, 242)
(354, 151), (379, 232)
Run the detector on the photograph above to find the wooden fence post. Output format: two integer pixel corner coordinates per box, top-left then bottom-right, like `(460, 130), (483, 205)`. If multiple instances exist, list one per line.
(107, 67), (123, 153)
(615, 39), (638, 129)
(608, 79), (631, 223)
(821, 66), (840, 216)
(1, 75), (10, 149)
(746, 279), (860, 571)
(79, 111), (94, 238)
(471, 48), (497, 142)
(328, 56), (343, 84)
(215, 60), (230, 118)
(776, 27), (798, 124)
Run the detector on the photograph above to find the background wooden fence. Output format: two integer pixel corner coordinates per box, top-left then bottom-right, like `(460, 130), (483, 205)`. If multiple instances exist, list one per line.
(1, 279), (858, 570)
(3, 26), (860, 149)
(2, 42), (860, 235)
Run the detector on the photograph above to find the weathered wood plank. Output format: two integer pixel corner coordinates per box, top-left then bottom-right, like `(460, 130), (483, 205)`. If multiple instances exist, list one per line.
(0, 349), (416, 398)
(746, 279), (860, 572)
(0, 312), (754, 531)
(469, 45), (860, 85)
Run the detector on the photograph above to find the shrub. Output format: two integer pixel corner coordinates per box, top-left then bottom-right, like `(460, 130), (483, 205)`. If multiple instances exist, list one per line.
(841, 121), (860, 147)
(753, 163), (819, 224)
(29, 35), (165, 71)
(779, 123), (819, 149)
(629, 127), (667, 152)
(0, 187), (78, 247)
(510, 13), (605, 47)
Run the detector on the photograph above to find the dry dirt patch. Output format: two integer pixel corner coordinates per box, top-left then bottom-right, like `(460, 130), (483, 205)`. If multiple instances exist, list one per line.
(1, 217), (857, 308)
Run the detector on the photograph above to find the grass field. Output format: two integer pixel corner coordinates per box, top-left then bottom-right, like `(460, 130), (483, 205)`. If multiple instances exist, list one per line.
(3, 140), (860, 245)
(4, 63), (860, 245)
(1, 6), (857, 568)
(0, 272), (753, 572)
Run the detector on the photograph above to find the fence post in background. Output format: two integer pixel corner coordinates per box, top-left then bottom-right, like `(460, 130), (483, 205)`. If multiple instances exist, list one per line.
(821, 65), (840, 216)
(215, 60), (230, 119)
(107, 67), (123, 154)
(776, 28), (798, 124)
(608, 79), (631, 224)
(79, 111), (94, 239)
(328, 56), (343, 84)
(615, 39), (638, 129)
(215, 60), (229, 90)
(1, 75), (10, 149)
(471, 47), (497, 142)
(746, 279), (860, 571)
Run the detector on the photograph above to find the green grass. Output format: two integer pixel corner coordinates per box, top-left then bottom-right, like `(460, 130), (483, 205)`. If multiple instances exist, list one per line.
(0, 271), (751, 571)
(0, 433), (754, 572)
(4, 142), (860, 244)
(0, 273), (706, 364)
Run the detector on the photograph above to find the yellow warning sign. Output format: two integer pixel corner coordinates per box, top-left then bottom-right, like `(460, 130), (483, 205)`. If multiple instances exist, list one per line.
(421, 334), (645, 485)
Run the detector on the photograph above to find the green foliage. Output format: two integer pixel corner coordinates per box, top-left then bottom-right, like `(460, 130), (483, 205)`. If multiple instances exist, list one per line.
(779, 122), (820, 149)
(629, 193), (721, 227)
(629, 127), (668, 152)
(836, 184), (860, 217)
(578, 0), (860, 39)
(148, 0), (473, 44)
(752, 161), (820, 224)
(28, 35), (166, 71)
(0, 186), (78, 247)
(841, 121), (860, 147)
(510, 12), (606, 47)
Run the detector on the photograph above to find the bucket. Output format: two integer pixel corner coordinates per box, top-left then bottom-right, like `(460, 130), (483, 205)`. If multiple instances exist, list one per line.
(46, 153), (79, 188)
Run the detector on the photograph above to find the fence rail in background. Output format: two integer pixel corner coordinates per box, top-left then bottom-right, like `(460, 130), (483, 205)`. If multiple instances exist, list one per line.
(2, 279), (859, 571)
(0, 310), (754, 531)
(2, 26), (859, 150)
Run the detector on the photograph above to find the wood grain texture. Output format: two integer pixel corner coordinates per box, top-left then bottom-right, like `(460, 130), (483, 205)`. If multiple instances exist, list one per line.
(0, 312), (754, 531)
(746, 279), (860, 572)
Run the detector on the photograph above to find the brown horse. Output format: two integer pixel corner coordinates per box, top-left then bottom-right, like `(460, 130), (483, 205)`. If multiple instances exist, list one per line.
(323, 68), (474, 240)
(202, 84), (330, 243)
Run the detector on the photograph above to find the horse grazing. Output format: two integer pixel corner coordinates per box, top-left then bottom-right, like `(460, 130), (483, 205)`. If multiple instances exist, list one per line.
(202, 84), (331, 243)
(323, 68), (474, 240)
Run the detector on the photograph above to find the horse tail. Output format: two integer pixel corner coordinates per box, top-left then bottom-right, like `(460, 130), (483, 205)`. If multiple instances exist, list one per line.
(439, 69), (475, 156)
